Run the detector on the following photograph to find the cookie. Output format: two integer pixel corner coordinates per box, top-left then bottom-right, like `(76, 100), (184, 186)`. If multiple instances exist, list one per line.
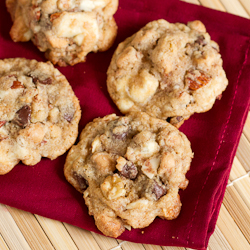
(64, 111), (193, 238)
(107, 19), (228, 127)
(6, 0), (118, 66)
(0, 58), (81, 174)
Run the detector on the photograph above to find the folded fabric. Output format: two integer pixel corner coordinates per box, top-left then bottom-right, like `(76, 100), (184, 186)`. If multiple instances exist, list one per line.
(1, 0), (250, 249)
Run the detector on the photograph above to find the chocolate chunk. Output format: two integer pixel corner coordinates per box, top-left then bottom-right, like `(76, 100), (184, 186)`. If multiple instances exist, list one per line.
(113, 132), (128, 140)
(152, 181), (167, 200)
(33, 77), (52, 85)
(64, 112), (74, 122)
(13, 106), (31, 128)
(0, 121), (6, 128)
(73, 172), (88, 192)
(11, 81), (24, 89)
(120, 163), (138, 179)
(195, 35), (207, 46)
(169, 116), (184, 127)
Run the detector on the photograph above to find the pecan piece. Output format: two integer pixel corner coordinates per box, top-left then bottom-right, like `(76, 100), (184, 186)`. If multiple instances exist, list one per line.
(13, 106), (31, 128)
(50, 13), (61, 22)
(216, 94), (222, 100)
(73, 172), (88, 192)
(31, 5), (41, 21)
(185, 70), (211, 91)
(11, 80), (24, 89)
(0, 121), (6, 128)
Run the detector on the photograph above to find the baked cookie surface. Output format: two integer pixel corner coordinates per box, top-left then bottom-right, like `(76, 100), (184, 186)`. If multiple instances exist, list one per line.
(6, 0), (118, 66)
(0, 58), (81, 174)
(64, 112), (193, 238)
(107, 19), (228, 127)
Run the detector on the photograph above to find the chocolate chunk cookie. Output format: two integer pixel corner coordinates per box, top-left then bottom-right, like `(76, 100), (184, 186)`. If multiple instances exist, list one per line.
(0, 58), (81, 174)
(64, 112), (193, 238)
(6, 0), (118, 66)
(107, 19), (228, 127)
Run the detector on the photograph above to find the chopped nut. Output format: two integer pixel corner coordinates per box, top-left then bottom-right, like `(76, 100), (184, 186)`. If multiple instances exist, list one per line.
(0, 121), (6, 128)
(31, 5), (41, 21)
(126, 199), (149, 209)
(216, 94), (222, 100)
(91, 152), (116, 174)
(0, 135), (8, 141)
(18, 123), (45, 144)
(179, 178), (189, 190)
(50, 12), (62, 22)
(158, 152), (175, 175)
(48, 107), (60, 123)
(142, 156), (161, 179)
(101, 174), (126, 200)
(185, 69), (211, 91)
(116, 156), (127, 172)
(49, 124), (62, 139)
(126, 131), (160, 161)
(91, 136), (102, 153)
(11, 81), (24, 89)
(124, 225), (131, 231)
(187, 20), (206, 33)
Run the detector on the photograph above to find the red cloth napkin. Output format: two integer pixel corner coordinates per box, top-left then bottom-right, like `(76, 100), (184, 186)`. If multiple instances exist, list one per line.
(1, 0), (250, 249)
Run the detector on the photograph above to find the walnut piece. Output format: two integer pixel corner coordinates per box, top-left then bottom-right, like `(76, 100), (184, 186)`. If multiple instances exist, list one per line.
(141, 156), (161, 179)
(101, 174), (126, 200)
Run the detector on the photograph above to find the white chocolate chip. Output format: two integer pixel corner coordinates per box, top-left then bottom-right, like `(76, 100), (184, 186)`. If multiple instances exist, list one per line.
(52, 12), (99, 42)
(128, 69), (159, 103)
